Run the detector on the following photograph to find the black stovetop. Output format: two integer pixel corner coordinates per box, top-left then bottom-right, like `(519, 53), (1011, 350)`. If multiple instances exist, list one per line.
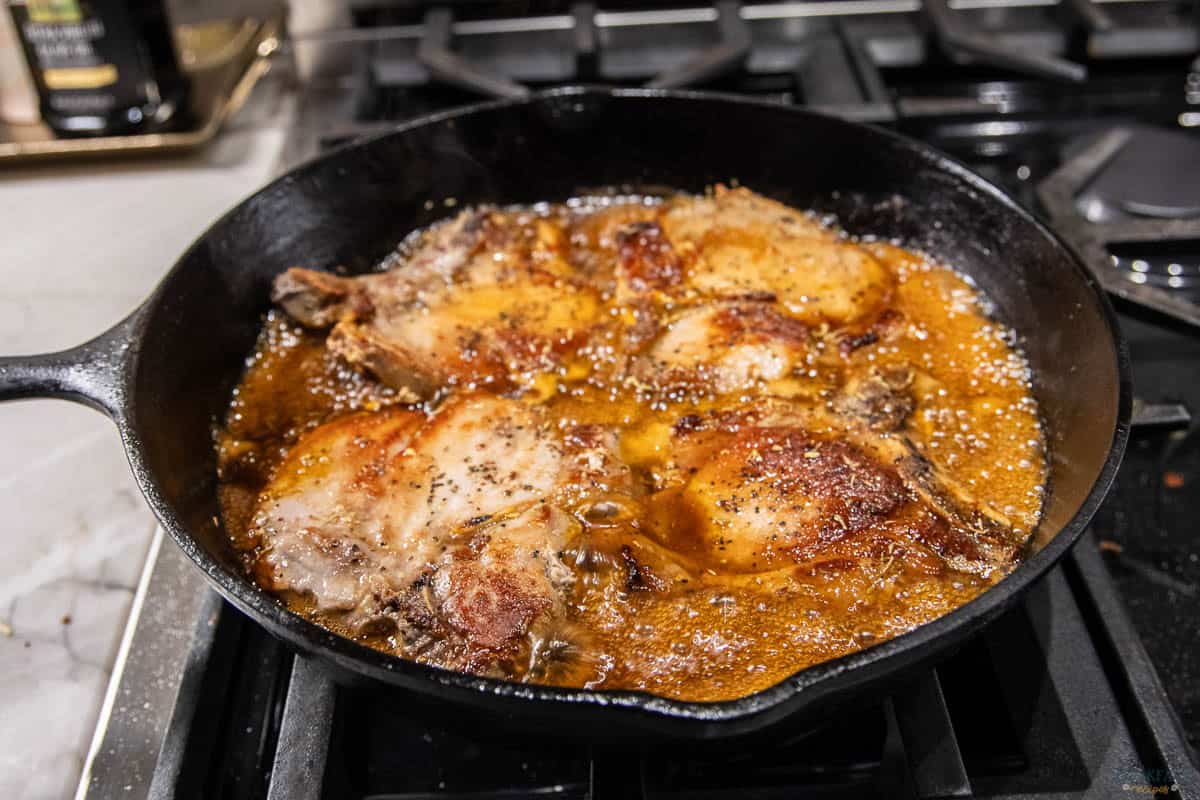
(83, 2), (1200, 797)
(1093, 309), (1200, 754)
(100, 531), (1200, 799)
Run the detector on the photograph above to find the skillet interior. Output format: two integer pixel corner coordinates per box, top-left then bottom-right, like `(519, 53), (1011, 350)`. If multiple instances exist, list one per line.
(122, 88), (1128, 736)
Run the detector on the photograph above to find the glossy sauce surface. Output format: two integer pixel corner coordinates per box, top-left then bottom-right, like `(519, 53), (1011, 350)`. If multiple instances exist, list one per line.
(218, 193), (1045, 701)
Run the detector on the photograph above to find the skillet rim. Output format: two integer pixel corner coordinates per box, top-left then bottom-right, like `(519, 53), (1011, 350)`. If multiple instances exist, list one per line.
(120, 85), (1133, 728)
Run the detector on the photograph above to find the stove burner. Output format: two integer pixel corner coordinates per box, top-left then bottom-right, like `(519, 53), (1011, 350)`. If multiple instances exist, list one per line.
(1108, 240), (1200, 291)
(1038, 128), (1200, 326)
(1077, 125), (1200, 222)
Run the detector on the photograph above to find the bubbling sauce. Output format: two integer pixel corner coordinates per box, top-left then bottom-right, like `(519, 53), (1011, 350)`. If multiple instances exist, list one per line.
(217, 191), (1045, 702)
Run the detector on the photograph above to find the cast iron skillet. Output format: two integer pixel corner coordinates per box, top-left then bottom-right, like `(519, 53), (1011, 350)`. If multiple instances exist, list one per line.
(0, 88), (1130, 738)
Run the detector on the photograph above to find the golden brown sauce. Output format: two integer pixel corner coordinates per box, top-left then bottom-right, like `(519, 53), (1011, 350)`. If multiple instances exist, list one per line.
(217, 193), (1045, 702)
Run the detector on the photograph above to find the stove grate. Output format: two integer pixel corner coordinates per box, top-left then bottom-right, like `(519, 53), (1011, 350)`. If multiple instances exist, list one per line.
(109, 540), (1197, 800)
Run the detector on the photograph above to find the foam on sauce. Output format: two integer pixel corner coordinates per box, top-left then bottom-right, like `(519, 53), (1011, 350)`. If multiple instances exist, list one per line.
(217, 194), (1045, 702)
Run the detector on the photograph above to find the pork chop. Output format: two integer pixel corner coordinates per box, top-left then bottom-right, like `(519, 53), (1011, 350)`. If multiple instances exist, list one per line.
(658, 186), (895, 324)
(631, 301), (811, 397)
(249, 393), (630, 676)
(641, 383), (1021, 577)
(273, 210), (604, 397)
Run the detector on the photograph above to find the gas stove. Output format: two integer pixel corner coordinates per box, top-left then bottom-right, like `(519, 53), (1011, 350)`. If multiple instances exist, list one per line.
(78, 2), (1200, 797)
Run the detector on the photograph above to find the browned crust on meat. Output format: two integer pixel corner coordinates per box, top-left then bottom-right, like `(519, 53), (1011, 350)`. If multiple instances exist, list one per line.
(617, 221), (684, 295)
(632, 302), (810, 398)
(710, 303), (809, 345)
(837, 308), (905, 356)
(619, 544), (668, 592)
(439, 562), (552, 652)
(658, 402), (1017, 576)
(736, 429), (908, 557)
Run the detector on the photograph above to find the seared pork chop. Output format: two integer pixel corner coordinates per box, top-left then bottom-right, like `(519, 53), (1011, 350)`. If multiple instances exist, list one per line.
(273, 210), (603, 397)
(658, 187), (894, 324)
(631, 301), (811, 396)
(643, 386), (1021, 578)
(249, 393), (629, 675)
(648, 421), (911, 573)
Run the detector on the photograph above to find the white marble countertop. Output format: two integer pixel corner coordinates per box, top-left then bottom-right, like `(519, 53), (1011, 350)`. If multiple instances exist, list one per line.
(0, 96), (292, 800)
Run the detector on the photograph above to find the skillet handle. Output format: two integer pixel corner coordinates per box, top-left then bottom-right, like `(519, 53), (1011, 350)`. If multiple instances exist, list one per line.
(0, 306), (143, 420)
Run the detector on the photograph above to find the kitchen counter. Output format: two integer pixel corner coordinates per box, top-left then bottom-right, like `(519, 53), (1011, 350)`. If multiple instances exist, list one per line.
(0, 94), (292, 800)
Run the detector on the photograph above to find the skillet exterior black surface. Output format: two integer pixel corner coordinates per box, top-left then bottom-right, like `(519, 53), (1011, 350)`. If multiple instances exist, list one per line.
(0, 88), (1130, 738)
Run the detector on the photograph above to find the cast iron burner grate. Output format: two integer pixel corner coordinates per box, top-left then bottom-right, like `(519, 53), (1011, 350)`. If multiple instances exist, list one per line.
(1039, 127), (1200, 326)
(83, 535), (1200, 799)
